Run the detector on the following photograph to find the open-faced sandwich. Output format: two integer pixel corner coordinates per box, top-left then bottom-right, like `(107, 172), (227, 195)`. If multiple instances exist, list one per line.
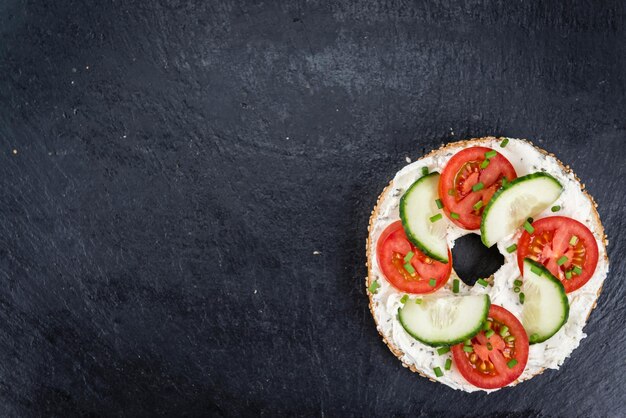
(366, 137), (609, 392)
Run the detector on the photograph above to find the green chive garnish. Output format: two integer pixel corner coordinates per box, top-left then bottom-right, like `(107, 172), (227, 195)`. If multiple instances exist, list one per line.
(437, 346), (450, 355)
(473, 200), (484, 211)
(435, 198), (443, 209)
(557, 255), (568, 266)
(368, 280), (380, 294)
(530, 264), (542, 275)
(499, 326), (509, 337)
(445, 358), (452, 371)
(422, 167), (429, 176)
(500, 138), (509, 148)
(565, 271), (572, 280)
(551, 205), (561, 212)
(480, 159), (490, 169)
(404, 251), (414, 263)
(433, 366), (443, 377)
(463, 345), (473, 353)
(400, 294), (408, 304)
(573, 266), (583, 275)
(485, 329), (495, 338)
(504, 335), (515, 343)
(483, 321), (492, 330)
(506, 244), (517, 253)
(430, 213), (443, 223)
(523, 221), (535, 234)
(415, 298), (422, 304)
(452, 279), (460, 293)
(464, 339), (472, 346)
(477, 278), (488, 287)
(514, 279), (523, 286)
(450, 212), (460, 220)
(485, 150), (497, 159)
(404, 263), (415, 274)
(569, 235), (578, 246)
(472, 182), (484, 192)
(448, 188), (455, 196)
(429, 278), (436, 287)
(502, 177), (508, 188)
(507, 359), (518, 369)
(519, 292), (525, 304)
(514, 286), (520, 293)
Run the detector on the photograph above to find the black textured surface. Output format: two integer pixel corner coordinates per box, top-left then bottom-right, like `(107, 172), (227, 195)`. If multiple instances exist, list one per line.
(1, 1), (625, 416)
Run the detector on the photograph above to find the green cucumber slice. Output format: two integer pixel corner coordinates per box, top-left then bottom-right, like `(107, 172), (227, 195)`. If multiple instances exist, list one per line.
(398, 294), (490, 346)
(481, 173), (563, 247)
(522, 258), (569, 344)
(400, 172), (449, 263)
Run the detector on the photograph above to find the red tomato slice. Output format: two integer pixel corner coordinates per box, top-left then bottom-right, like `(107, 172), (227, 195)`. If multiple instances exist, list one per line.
(376, 221), (451, 294)
(517, 216), (599, 293)
(452, 305), (529, 389)
(439, 147), (517, 230)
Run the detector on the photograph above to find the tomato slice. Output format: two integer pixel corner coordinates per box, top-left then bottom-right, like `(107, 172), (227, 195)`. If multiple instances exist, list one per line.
(452, 305), (529, 389)
(439, 147), (517, 230)
(517, 216), (599, 293)
(376, 221), (451, 294)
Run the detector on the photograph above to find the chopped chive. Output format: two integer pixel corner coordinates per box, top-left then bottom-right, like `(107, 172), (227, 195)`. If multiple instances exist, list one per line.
(502, 177), (508, 188)
(472, 182), (484, 192)
(565, 270), (572, 280)
(485, 329), (495, 338)
(551, 205), (561, 212)
(499, 326), (509, 337)
(504, 335), (515, 343)
(485, 150), (497, 159)
(464, 339), (472, 346)
(523, 221), (535, 234)
(430, 213), (443, 223)
(530, 264), (542, 275)
(514, 286), (520, 293)
(483, 321), (492, 331)
(450, 212), (460, 220)
(453, 279), (460, 294)
(433, 366), (443, 377)
(556, 255), (568, 266)
(448, 188), (455, 196)
(463, 345), (474, 353)
(480, 159), (490, 169)
(519, 292), (525, 304)
(473, 200), (484, 211)
(368, 280), (380, 294)
(435, 198), (443, 209)
(477, 278), (488, 287)
(400, 294), (408, 304)
(500, 138), (509, 148)
(421, 167), (429, 176)
(514, 279), (523, 287)
(404, 251), (414, 263)
(506, 244), (517, 253)
(437, 346), (450, 355)
(404, 263), (415, 274)
(429, 278), (437, 287)
(569, 235), (579, 246)
(507, 359), (518, 369)
(573, 266), (583, 275)
(445, 358), (452, 370)
(415, 298), (423, 304)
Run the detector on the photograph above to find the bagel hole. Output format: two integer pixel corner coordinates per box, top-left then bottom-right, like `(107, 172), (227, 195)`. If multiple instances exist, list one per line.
(451, 234), (504, 287)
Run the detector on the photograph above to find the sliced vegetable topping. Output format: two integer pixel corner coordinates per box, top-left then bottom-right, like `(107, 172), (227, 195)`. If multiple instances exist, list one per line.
(506, 244), (517, 253)
(500, 138), (509, 148)
(451, 305), (529, 389)
(437, 346), (450, 355)
(445, 358), (452, 370)
(439, 147), (518, 230)
(434, 367), (443, 377)
(551, 205), (561, 212)
(452, 279), (460, 293)
(376, 221), (452, 294)
(516, 216), (599, 292)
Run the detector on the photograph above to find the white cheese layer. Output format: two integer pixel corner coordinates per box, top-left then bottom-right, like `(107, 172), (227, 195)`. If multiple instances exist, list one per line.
(369, 138), (609, 393)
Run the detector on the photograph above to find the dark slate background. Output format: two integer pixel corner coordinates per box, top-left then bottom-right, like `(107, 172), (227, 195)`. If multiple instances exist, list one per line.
(1, 1), (625, 416)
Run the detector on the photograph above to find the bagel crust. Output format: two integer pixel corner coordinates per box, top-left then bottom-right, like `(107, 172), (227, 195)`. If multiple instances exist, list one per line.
(366, 137), (609, 392)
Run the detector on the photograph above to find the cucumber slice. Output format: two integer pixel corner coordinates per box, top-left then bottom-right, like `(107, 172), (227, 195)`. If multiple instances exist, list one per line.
(398, 295), (490, 346)
(481, 173), (563, 247)
(522, 258), (569, 344)
(400, 172), (448, 263)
